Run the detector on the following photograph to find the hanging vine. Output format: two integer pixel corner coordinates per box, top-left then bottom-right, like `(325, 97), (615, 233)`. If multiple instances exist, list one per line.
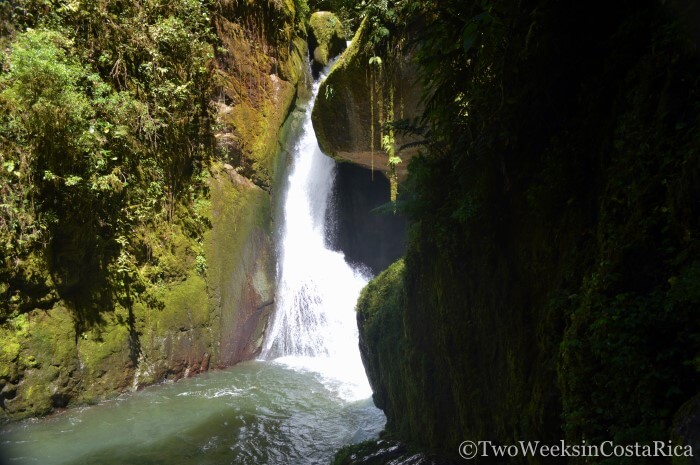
(369, 55), (383, 182)
(362, 0), (408, 208)
(384, 86), (400, 205)
(369, 52), (400, 206)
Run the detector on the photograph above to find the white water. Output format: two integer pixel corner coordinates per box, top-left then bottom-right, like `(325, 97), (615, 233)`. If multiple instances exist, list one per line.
(0, 67), (386, 465)
(261, 72), (372, 402)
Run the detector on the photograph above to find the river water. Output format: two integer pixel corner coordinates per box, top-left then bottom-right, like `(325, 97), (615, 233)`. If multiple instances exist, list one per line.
(0, 70), (385, 464)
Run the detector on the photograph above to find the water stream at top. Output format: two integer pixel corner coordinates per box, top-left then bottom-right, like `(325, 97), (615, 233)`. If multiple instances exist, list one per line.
(0, 66), (385, 465)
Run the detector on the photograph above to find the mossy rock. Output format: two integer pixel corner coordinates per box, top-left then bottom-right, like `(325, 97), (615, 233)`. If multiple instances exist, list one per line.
(133, 269), (212, 386)
(356, 259), (408, 426)
(132, 162), (279, 386)
(308, 11), (346, 77)
(75, 307), (134, 404)
(0, 0), (308, 424)
(214, 4), (309, 189)
(351, 2), (700, 460)
(215, 70), (300, 190)
(204, 163), (276, 367)
(1, 306), (79, 420)
(311, 18), (421, 179)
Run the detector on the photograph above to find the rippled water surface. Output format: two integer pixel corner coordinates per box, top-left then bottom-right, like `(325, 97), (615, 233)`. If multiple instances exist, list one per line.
(1, 59), (386, 465)
(1, 360), (385, 465)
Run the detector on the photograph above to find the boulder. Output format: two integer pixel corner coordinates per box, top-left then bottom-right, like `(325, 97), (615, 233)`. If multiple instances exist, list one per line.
(308, 11), (346, 77)
(311, 19), (422, 180)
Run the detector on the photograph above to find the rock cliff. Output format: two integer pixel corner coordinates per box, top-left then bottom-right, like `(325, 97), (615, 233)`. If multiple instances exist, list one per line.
(0, 0), (309, 422)
(350, 1), (700, 463)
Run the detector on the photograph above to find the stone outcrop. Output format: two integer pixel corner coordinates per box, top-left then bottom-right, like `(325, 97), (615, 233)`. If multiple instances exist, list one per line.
(308, 11), (346, 77)
(311, 19), (422, 180)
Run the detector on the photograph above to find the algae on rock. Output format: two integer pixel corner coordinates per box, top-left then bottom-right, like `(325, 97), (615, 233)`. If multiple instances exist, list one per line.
(311, 18), (421, 185)
(0, 0), (309, 423)
(308, 11), (347, 76)
(356, 259), (409, 431)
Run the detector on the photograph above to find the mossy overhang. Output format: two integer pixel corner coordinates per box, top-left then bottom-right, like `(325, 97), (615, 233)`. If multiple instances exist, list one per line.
(308, 11), (347, 76)
(310, 18), (423, 180)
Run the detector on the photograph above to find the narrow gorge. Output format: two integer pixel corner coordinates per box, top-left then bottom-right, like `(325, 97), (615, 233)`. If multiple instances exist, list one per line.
(1, 53), (397, 465)
(1, 1), (700, 465)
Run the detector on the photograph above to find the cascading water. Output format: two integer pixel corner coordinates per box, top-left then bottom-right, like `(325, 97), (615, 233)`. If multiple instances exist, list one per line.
(0, 64), (385, 465)
(261, 69), (372, 402)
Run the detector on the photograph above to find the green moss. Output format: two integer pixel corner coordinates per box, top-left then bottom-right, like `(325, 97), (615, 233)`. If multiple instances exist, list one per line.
(280, 36), (311, 90)
(214, 4), (308, 188)
(3, 306), (78, 418)
(0, 0), (308, 423)
(75, 307), (133, 403)
(308, 11), (346, 69)
(0, 315), (29, 380)
(357, 259), (405, 332)
(132, 267), (212, 386)
(157, 271), (210, 331)
(26, 306), (76, 367)
(311, 18), (367, 159)
(222, 80), (297, 189)
(356, 260), (409, 431)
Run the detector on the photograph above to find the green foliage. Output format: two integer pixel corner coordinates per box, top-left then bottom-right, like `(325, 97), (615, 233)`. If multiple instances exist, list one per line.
(195, 254), (208, 276)
(356, 0), (413, 54)
(352, 0), (700, 462)
(293, 0), (310, 25)
(359, 0), (392, 49)
(0, 0), (308, 422)
(561, 264), (700, 450)
(0, 28), (103, 299)
(356, 0), (410, 206)
(0, 0), (217, 324)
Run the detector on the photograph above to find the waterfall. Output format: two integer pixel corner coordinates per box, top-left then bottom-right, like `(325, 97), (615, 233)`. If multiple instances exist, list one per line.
(261, 70), (372, 401)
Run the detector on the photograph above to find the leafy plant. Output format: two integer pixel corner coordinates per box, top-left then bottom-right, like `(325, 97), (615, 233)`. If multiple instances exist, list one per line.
(0, 0), (218, 324)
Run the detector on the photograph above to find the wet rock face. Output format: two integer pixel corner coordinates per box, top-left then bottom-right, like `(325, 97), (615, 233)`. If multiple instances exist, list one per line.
(308, 11), (347, 78)
(208, 168), (276, 366)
